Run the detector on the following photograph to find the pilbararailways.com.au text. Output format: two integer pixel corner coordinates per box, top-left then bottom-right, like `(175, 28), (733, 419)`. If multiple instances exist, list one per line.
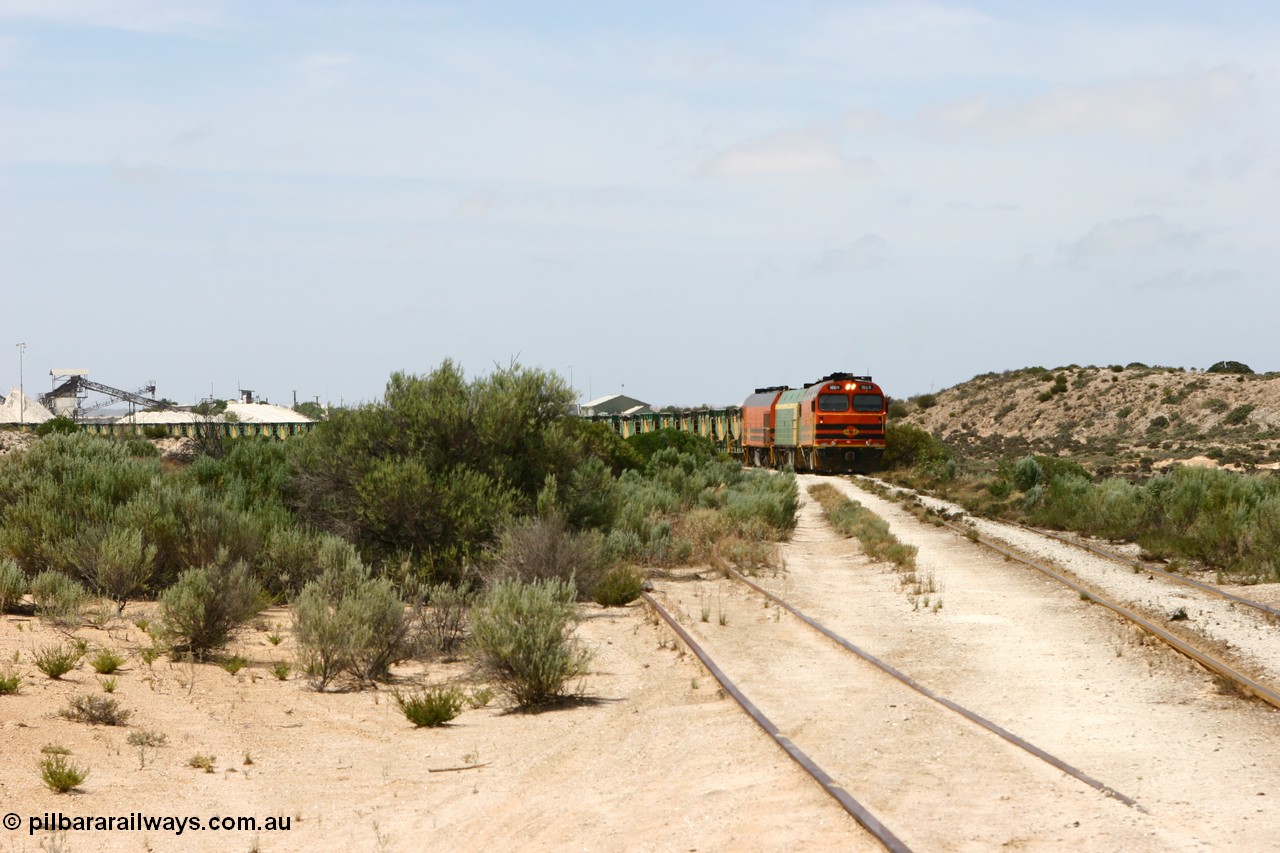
(10, 812), (292, 836)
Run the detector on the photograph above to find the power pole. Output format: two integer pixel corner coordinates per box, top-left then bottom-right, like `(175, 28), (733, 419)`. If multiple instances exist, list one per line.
(16, 343), (25, 431)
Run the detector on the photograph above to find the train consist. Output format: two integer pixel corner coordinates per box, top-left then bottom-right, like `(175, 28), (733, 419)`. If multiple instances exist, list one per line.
(584, 372), (888, 474)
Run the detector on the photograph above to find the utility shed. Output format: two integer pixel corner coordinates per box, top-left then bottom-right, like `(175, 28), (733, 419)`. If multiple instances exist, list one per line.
(580, 394), (652, 416)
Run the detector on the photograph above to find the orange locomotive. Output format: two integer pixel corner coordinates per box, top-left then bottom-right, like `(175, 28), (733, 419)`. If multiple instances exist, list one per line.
(742, 373), (887, 473)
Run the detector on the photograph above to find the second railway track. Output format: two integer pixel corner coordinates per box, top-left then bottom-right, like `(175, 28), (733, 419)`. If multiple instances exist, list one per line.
(643, 475), (1280, 851)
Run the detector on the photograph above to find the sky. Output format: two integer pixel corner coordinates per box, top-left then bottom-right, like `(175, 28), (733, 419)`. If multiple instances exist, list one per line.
(2, 1), (1277, 409)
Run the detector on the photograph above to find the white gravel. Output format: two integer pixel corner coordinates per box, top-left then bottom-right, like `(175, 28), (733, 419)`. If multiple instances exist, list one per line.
(866, 479), (1280, 687)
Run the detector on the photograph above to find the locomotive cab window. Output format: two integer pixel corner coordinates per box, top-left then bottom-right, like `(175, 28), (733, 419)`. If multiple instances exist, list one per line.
(853, 394), (884, 413)
(818, 394), (850, 412)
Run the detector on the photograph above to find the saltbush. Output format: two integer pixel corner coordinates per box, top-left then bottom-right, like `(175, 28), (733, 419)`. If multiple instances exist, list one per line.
(470, 578), (590, 708)
(293, 558), (415, 689)
(160, 561), (267, 657)
(489, 515), (610, 598)
(0, 558), (25, 612)
(29, 571), (87, 626)
(592, 566), (644, 607)
(423, 582), (475, 656)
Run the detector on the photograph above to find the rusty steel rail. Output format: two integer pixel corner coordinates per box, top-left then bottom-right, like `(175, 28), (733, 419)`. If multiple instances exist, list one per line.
(1020, 525), (1280, 620)
(640, 591), (912, 853)
(724, 568), (1141, 810)
(932, 518), (1280, 712)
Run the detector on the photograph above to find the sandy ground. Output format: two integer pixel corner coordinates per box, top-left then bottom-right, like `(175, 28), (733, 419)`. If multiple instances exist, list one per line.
(2, 478), (1279, 852)
(0, 605), (873, 853)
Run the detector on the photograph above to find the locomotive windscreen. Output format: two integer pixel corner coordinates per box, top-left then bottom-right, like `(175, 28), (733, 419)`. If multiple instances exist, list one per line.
(853, 394), (884, 413)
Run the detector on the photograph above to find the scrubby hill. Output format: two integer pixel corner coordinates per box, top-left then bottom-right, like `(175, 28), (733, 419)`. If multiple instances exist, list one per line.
(900, 364), (1280, 475)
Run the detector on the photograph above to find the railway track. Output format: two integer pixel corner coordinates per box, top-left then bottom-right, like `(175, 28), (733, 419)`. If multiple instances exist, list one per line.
(1019, 525), (1280, 620)
(857, 477), (1280, 711)
(641, 590), (912, 853)
(640, 498), (1167, 849)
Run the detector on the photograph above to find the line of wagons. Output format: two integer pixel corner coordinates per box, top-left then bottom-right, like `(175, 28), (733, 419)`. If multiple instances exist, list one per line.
(583, 372), (888, 474)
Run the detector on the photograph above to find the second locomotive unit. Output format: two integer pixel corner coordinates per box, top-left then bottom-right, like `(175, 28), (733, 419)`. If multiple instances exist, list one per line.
(581, 371), (889, 474)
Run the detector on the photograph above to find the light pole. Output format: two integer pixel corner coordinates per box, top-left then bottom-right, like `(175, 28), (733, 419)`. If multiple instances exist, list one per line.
(16, 343), (25, 431)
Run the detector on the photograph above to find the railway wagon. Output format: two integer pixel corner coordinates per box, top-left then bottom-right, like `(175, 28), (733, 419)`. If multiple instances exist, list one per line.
(584, 371), (888, 474)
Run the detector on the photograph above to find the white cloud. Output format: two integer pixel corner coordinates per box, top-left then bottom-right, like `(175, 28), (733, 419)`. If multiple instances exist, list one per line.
(1061, 215), (1203, 265)
(701, 131), (871, 178)
(812, 235), (888, 274)
(929, 67), (1251, 141)
(0, 0), (230, 34)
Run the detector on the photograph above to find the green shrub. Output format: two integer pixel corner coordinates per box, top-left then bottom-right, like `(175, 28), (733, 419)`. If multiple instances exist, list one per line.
(33, 643), (81, 679)
(61, 694), (131, 725)
(1010, 456), (1043, 492)
(125, 438), (160, 457)
(1206, 360), (1253, 375)
(35, 416), (79, 436)
(89, 648), (125, 674)
(0, 434), (161, 581)
(90, 527), (156, 607)
(489, 514), (610, 598)
(914, 393), (937, 410)
(808, 484), (917, 571)
(30, 571), (87, 626)
(289, 361), (579, 576)
(883, 424), (951, 470)
(625, 428), (718, 466)
(40, 754), (89, 793)
(1224, 404), (1255, 426)
(470, 578), (590, 708)
(160, 561), (267, 657)
(723, 471), (798, 535)
(423, 582), (475, 656)
(143, 424), (170, 439)
(220, 655), (248, 675)
(0, 671), (21, 694)
(293, 559), (415, 689)
(270, 662), (291, 680)
(393, 685), (464, 727)
(592, 566), (644, 607)
(0, 558), (25, 612)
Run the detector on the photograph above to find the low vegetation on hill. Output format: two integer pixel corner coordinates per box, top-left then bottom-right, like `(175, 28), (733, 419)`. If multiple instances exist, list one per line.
(883, 361), (1280, 583)
(897, 362), (1280, 475)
